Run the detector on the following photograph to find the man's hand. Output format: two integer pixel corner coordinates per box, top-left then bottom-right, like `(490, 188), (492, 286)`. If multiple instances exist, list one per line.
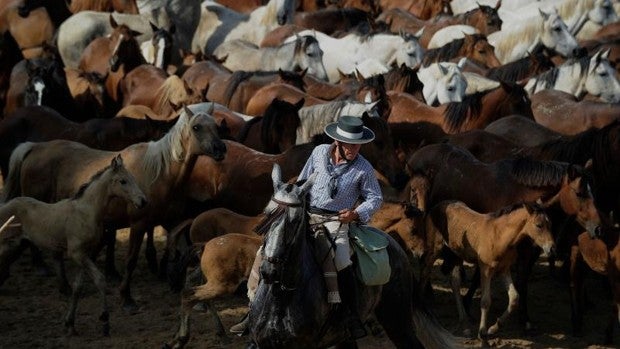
(338, 209), (359, 223)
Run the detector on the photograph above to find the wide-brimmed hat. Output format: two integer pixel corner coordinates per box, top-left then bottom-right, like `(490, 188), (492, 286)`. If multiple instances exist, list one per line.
(324, 116), (375, 144)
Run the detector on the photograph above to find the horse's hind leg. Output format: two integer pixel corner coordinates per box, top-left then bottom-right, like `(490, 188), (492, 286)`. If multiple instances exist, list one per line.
(29, 243), (53, 276)
(488, 271), (518, 335)
(64, 270), (85, 336)
(450, 264), (471, 337)
(120, 224), (147, 313)
(0, 238), (29, 287)
(145, 227), (158, 275)
(52, 252), (72, 296)
(102, 227), (122, 282)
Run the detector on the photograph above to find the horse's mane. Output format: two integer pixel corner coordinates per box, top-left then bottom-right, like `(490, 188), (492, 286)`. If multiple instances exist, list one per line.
(492, 16), (544, 60)
(142, 110), (192, 183)
(490, 201), (544, 218)
(533, 55), (589, 88)
(502, 157), (570, 187)
(422, 36), (469, 66)
(153, 75), (195, 112)
(444, 91), (484, 132)
(236, 115), (263, 143)
(297, 101), (350, 143)
(222, 70), (254, 107)
(72, 161), (112, 200)
(555, 0), (598, 23)
(486, 53), (549, 82)
(383, 64), (421, 93)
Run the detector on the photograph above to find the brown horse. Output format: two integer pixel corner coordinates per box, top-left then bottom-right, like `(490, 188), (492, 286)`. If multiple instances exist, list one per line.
(0, 155), (147, 336)
(379, 0), (452, 20)
(237, 98), (304, 153)
(423, 201), (553, 344)
(0, 32), (23, 114)
(69, 0), (139, 13)
(244, 83), (327, 116)
(0, 105), (176, 178)
(1, 107), (227, 312)
(422, 34), (502, 69)
(293, 7), (372, 35)
(64, 68), (109, 119)
(388, 81), (533, 133)
(531, 89), (620, 135)
(484, 114), (562, 147)
(485, 50), (555, 83)
(1, 4), (55, 59)
(407, 143), (601, 331)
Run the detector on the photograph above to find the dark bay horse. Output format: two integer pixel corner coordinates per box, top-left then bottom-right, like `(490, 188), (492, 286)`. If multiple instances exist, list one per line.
(247, 164), (458, 348)
(0, 105), (175, 179)
(0, 32), (23, 114)
(1, 107), (226, 312)
(407, 143), (601, 331)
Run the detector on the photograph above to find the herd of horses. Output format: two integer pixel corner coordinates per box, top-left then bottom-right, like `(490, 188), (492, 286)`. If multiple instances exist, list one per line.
(1, 0), (620, 347)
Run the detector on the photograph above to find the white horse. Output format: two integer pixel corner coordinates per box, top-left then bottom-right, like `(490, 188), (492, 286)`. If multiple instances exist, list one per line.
(191, 0), (296, 55)
(296, 100), (379, 144)
(57, 9), (171, 69)
(427, 25), (480, 49)
(286, 29), (424, 83)
(416, 60), (468, 105)
(525, 49), (620, 103)
(213, 35), (328, 80)
(488, 8), (580, 64)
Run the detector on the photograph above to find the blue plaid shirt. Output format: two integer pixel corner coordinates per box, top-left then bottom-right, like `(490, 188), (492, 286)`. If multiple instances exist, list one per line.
(298, 144), (382, 223)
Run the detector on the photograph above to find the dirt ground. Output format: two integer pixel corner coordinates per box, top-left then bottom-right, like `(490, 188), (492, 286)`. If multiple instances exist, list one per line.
(0, 228), (617, 349)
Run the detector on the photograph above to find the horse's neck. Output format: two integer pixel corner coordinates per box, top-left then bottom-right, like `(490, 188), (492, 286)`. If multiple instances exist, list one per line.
(485, 210), (530, 254)
(76, 172), (114, 221)
(555, 63), (586, 98)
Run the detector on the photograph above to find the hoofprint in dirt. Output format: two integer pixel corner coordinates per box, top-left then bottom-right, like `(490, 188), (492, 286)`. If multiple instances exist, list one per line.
(0, 228), (616, 349)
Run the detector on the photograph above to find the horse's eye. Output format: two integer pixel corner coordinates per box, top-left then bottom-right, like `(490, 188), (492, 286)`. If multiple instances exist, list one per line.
(192, 125), (201, 131)
(478, 50), (486, 54)
(120, 179), (127, 185)
(553, 26), (561, 32)
(599, 71), (608, 77)
(536, 223), (543, 229)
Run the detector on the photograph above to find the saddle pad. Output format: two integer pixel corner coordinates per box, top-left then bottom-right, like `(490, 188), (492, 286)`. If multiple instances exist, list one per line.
(349, 224), (391, 286)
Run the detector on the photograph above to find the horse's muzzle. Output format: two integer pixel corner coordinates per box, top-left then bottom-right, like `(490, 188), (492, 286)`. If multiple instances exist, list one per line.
(17, 5), (30, 17)
(208, 140), (227, 161)
(135, 197), (148, 209)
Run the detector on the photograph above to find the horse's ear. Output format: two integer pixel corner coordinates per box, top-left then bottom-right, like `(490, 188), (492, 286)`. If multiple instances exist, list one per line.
(495, 0), (501, 10)
(414, 27), (424, 39)
(585, 159), (593, 170)
(130, 29), (143, 38)
(457, 57), (467, 69)
(183, 105), (194, 119)
(272, 164), (283, 191)
(602, 48), (611, 60)
(207, 102), (215, 115)
(111, 154), (123, 170)
(538, 8), (550, 20)
(355, 68), (363, 82)
(300, 67), (308, 78)
(336, 68), (348, 81)
(149, 22), (158, 33)
(567, 164), (583, 180)
(437, 63), (448, 75)
(109, 15), (118, 28)
(300, 172), (316, 194)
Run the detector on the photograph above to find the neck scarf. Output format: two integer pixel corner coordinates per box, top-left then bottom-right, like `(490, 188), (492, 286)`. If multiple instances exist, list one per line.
(325, 145), (355, 199)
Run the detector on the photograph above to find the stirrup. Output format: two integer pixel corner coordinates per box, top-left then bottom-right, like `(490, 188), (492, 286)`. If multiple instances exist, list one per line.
(229, 312), (249, 336)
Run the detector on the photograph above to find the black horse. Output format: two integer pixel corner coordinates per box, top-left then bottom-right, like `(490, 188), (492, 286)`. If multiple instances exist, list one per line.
(247, 164), (458, 349)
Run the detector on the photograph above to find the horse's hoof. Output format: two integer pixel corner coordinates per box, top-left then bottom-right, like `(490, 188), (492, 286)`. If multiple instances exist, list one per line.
(192, 302), (208, 312)
(488, 324), (499, 335)
(462, 328), (473, 338)
(122, 300), (140, 315)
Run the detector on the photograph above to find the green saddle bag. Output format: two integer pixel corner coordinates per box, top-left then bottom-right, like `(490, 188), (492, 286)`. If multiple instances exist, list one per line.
(349, 223), (391, 286)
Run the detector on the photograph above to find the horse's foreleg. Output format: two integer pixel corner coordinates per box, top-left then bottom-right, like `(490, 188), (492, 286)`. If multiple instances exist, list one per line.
(449, 264), (471, 337)
(489, 271), (518, 335)
(515, 241), (539, 332)
(81, 255), (110, 336)
(145, 227), (158, 275)
(119, 225), (147, 314)
(165, 289), (199, 349)
(29, 243), (53, 276)
(0, 238), (29, 287)
(64, 269), (85, 336)
(478, 266), (493, 346)
(52, 251), (71, 296)
(102, 227), (121, 282)
(569, 245), (585, 337)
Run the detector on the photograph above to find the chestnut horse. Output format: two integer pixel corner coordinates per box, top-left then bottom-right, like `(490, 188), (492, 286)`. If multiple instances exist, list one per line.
(421, 34), (502, 69)
(388, 81), (533, 133)
(407, 143), (601, 331)
(423, 201), (553, 344)
(69, 0), (139, 14)
(1, 107), (226, 312)
(531, 89), (620, 135)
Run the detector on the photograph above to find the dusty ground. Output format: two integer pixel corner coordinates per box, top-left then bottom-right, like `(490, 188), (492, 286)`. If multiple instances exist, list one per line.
(0, 228), (617, 349)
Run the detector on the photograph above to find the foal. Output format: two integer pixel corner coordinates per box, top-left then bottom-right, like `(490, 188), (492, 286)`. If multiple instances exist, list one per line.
(0, 155), (147, 336)
(422, 201), (554, 344)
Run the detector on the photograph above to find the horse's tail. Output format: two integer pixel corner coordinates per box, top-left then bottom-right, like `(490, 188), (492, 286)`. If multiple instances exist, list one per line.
(1, 142), (35, 203)
(412, 304), (463, 349)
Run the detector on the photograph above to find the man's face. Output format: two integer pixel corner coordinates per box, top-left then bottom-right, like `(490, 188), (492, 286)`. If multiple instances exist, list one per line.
(336, 141), (362, 161)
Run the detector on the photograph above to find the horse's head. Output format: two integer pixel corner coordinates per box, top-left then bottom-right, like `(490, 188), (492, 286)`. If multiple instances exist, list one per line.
(24, 60), (47, 106)
(107, 155), (148, 209)
(548, 162), (602, 238)
(538, 8), (581, 59)
(464, 34), (501, 68)
(470, 3), (502, 34)
(431, 62), (468, 105)
(181, 105), (227, 161)
(520, 202), (554, 256)
(394, 32), (424, 69)
(584, 49), (620, 103)
(262, 98), (303, 153)
(588, 0), (618, 26)
(108, 16), (144, 72)
(142, 22), (175, 69)
(260, 164), (315, 286)
(17, 0), (44, 17)
(293, 35), (328, 81)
